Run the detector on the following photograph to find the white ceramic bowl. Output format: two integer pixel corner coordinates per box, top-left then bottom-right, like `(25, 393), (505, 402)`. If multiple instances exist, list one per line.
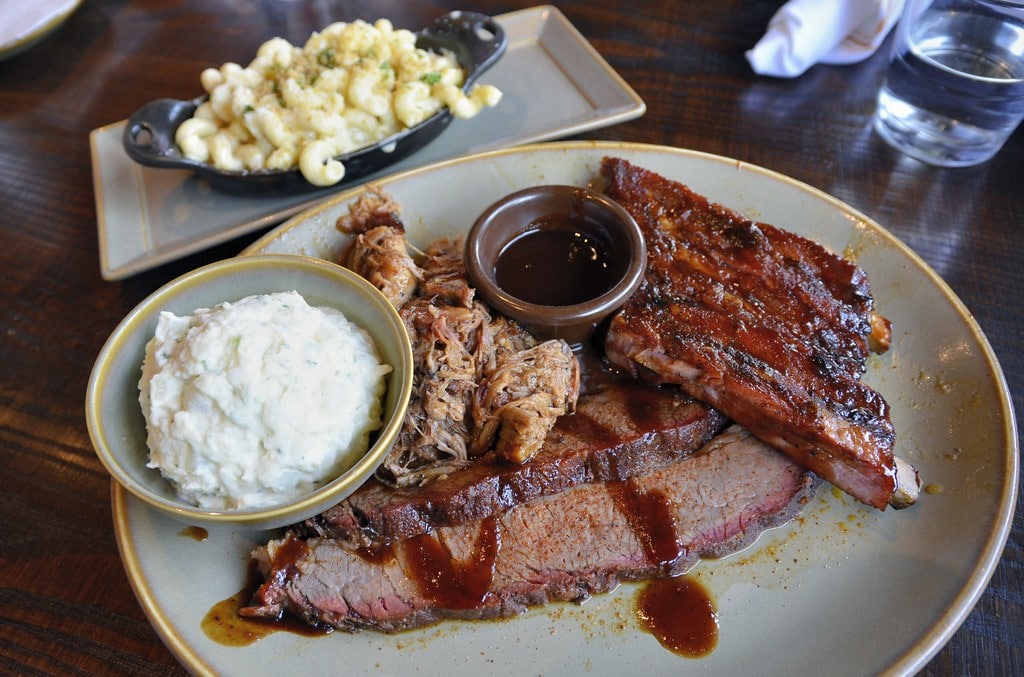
(86, 254), (413, 530)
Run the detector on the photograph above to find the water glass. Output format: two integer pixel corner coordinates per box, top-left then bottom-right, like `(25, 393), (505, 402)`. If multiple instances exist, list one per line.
(873, 0), (1024, 167)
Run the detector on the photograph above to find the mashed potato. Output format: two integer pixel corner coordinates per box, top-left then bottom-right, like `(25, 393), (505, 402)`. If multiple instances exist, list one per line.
(138, 291), (392, 510)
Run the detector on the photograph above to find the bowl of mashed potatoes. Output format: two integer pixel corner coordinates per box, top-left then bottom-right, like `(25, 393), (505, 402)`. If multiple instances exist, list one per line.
(86, 255), (413, 529)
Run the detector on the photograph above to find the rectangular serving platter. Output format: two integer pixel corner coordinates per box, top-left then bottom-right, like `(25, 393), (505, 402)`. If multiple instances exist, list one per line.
(89, 5), (645, 280)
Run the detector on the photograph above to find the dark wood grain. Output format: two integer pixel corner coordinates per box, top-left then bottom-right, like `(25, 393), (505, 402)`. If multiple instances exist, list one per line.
(1, 1), (1020, 674)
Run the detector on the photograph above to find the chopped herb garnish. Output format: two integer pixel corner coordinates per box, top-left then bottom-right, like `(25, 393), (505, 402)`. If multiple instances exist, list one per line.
(271, 81), (285, 107)
(421, 71), (441, 85)
(318, 48), (337, 68)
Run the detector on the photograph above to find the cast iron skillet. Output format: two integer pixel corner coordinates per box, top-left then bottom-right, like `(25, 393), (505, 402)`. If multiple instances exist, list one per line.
(121, 11), (507, 196)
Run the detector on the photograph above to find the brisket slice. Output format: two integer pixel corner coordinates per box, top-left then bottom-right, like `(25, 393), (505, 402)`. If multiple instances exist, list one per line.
(242, 426), (817, 633)
(303, 380), (728, 548)
(600, 157), (897, 509)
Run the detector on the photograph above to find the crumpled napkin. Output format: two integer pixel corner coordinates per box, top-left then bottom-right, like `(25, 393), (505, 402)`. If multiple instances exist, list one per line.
(746, 0), (905, 78)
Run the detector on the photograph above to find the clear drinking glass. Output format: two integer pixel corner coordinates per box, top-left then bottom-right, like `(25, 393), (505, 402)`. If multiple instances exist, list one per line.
(873, 0), (1024, 167)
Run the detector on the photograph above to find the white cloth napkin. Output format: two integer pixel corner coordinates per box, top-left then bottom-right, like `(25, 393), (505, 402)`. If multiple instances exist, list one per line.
(746, 0), (905, 78)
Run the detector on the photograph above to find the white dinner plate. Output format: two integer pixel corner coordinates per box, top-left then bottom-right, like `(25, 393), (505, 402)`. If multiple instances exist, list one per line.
(0, 0), (81, 60)
(112, 141), (1018, 676)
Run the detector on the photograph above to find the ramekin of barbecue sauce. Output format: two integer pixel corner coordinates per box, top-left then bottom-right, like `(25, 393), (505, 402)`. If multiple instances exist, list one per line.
(465, 185), (646, 346)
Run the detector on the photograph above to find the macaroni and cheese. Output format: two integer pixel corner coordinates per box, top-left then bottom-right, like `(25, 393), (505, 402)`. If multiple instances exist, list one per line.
(175, 18), (502, 187)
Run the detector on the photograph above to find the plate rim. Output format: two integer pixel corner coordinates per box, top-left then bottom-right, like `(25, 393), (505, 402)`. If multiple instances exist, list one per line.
(0, 0), (82, 59)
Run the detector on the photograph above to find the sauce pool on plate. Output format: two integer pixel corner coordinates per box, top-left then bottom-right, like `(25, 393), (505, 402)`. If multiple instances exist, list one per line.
(636, 575), (719, 657)
(203, 561), (329, 646)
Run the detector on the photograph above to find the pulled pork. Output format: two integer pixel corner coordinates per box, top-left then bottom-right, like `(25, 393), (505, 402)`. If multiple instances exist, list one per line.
(346, 225), (422, 308)
(337, 191), (580, 486)
(341, 192), (421, 308)
(471, 337), (579, 463)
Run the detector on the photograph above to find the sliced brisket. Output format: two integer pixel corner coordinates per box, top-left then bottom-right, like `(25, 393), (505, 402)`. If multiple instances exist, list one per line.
(303, 380), (727, 548)
(242, 426), (817, 633)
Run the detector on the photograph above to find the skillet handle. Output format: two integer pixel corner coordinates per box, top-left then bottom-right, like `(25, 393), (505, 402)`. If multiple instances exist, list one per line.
(417, 11), (508, 86)
(121, 97), (203, 169)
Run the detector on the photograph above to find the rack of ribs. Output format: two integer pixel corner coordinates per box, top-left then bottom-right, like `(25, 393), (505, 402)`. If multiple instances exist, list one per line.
(600, 157), (919, 510)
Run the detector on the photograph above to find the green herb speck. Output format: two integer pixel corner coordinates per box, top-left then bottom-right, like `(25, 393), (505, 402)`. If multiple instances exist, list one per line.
(318, 48), (337, 68)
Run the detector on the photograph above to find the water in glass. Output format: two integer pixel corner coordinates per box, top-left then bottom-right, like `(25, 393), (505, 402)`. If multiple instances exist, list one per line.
(874, 2), (1024, 166)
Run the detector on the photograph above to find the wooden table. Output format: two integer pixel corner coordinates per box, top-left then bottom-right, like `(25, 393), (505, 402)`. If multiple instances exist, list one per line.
(1, 1), (1020, 674)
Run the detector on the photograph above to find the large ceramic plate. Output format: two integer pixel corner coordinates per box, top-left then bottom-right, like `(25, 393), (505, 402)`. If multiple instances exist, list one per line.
(0, 0), (81, 61)
(113, 142), (1018, 676)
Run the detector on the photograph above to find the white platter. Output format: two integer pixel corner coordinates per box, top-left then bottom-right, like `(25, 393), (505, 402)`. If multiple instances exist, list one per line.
(89, 5), (645, 281)
(0, 0), (81, 60)
(113, 141), (1018, 676)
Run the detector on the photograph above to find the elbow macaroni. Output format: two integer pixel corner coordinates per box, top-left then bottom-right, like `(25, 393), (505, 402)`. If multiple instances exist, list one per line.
(174, 18), (503, 187)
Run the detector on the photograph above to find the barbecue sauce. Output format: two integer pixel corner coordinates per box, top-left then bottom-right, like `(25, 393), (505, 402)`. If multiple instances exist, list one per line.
(609, 475), (719, 658)
(401, 515), (501, 608)
(179, 525), (208, 542)
(609, 479), (681, 566)
(355, 541), (397, 565)
(202, 560), (329, 647)
(637, 576), (719, 657)
(494, 215), (619, 306)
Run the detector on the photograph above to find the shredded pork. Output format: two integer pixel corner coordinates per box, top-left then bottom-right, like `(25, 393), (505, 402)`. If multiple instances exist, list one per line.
(471, 338), (579, 463)
(346, 225), (422, 308)
(337, 191), (580, 486)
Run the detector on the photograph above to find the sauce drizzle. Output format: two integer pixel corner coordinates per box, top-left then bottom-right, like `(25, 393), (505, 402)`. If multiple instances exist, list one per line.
(608, 479), (682, 566)
(401, 515), (501, 608)
(354, 542), (397, 565)
(610, 475), (720, 658)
